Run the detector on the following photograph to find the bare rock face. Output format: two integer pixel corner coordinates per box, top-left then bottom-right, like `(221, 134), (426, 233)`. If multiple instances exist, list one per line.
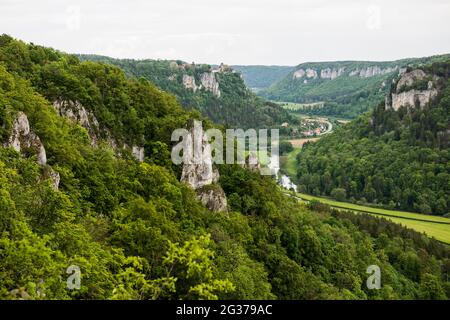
(293, 69), (306, 79)
(5, 112), (47, 165)
(349, 66), (398, 78)
(245, 151), (260, 172)
(42, 165), (60, 190)
(5, 112), (60, 190)
(395, 69), (427, 91)
(196, 185), (228, 213)
(359, 66), (398, 78)
(200, 72), (221, 97)
(320, 67), (345, 79)
(180, 125), (215, 189)
(180, 121), (227, 212)
(305, 68), (318, 79)
(48, 169), (60, 190)
(386, 69), (438, 111)
(182, 75), (198, 92)
(53, 99), (99, 145)
(390, 90), (438, 111)
(132, 146), (145, 162)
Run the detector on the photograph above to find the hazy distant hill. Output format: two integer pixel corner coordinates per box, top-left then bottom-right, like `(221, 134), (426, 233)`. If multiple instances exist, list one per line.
(259, 55), (450, 118)
(231, 65), (294, 91)
(78, 55), (292, 128)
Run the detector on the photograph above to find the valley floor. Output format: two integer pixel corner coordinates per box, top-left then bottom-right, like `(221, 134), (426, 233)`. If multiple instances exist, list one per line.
(279, 141), (450, 245)
(284, 191), (450, 245)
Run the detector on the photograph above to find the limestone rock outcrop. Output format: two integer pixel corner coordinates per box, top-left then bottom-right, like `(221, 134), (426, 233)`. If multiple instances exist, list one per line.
(305, 68), (317, 78)
(320, 67), (345, 79)
(350, 66), (398, 78)
(5, 112), (60, 190)
(395, 69), (427, 90)
(293, 69), (306, 79)
(132, 146), (145, 162)
(53, 99), (99, 145)
(385, 69), (438, 111)
(196, 185), (228, 213)
(182, 75), (198, 92)
(5, 112), (47, 165)
(180, 121), (227, 213)
(42, 165), (61, 190)
(200, 72), (221, 97)
(244, 151), (261, 172)
(180, 124), (218, 189)
(293, 68), (318, 79)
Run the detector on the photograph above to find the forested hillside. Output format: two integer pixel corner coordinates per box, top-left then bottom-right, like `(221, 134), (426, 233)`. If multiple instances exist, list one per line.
(296, 61), (450, 216)
(78, 55), (291, 129)
(1, 35), (449, 300)
(260, 56), (450, 118)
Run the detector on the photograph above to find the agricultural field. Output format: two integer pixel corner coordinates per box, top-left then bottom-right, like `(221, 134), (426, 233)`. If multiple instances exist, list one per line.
(289, 192), (450, 244)
(277, 101), (325, 112)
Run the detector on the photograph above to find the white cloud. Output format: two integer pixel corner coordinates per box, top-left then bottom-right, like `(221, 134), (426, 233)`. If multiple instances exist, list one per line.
(0, 0), (449, 64)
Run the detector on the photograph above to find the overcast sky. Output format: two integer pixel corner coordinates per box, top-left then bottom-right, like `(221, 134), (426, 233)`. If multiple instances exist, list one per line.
(1, 0), (450, 65)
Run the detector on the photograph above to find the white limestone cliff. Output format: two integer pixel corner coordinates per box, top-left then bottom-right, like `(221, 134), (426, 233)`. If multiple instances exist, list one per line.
(385, 69), (438, 111)
(293, 69), (306, 79)
(5, 112), (47, 165)
(180, 122), (227, 212)
(200, 72), (221, 97)
(320, 67), (346, 79)
(182, 74), (198, 92)
(293, 68), (318, 79)
(53, 99), (99, 145)
(5, 112), (60, 189)
(350, 66), (398, 78)
(132, 146), (145, 162)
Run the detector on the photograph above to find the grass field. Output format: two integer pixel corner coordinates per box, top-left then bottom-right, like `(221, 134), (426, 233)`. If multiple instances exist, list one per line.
(287, 192), (450, 244)
(276, 101), (325, 111)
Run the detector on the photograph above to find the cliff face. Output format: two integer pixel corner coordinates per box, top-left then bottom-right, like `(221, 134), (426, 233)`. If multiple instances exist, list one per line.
(180, 123), (219, 189)
(200, 72), (221, 97)
(4, 112), (60, 189)
(320, 67), (346, 79)
(5, 112), (47, 165)
(53, 99), (145, 162)
(53, 99), (100, 145)
(132, 146), (145, 162)
(292, 65), (398, 81)
(357, 66), (397, 78)
(182, 72), (221, 97)
(385, 69), (438, 111)
(293, 68), (318, 79)
(182, 74), (198, 92)
(180, 123), (227, 213)
(196, 185), (228, 213)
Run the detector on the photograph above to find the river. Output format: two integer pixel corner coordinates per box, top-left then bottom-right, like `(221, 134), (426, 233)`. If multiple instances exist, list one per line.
(268, 154), (298, 192)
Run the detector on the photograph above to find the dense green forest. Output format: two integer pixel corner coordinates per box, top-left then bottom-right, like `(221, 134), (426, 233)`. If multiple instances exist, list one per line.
(1, 35), (449, 300)
(260, 57), (450, 118)
(231, 65), (294, 90)
(78, 55), (292, 129)
(296, 62), (450, 216)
